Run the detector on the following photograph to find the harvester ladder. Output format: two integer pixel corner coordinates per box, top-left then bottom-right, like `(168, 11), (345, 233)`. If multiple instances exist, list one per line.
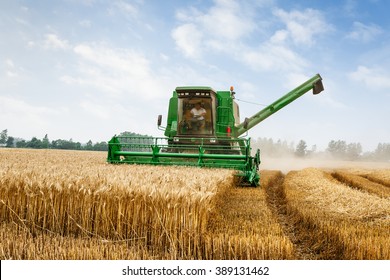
(217, 106), (234, 135)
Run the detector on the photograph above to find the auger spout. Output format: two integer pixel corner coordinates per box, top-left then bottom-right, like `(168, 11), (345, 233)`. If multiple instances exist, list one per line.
(235, 74), (324, 137)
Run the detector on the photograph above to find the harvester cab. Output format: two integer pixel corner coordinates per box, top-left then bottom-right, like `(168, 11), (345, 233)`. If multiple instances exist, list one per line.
(108, 74), (324, 186)
(165, 87), (219, 137)
(159, 86), (240, 143)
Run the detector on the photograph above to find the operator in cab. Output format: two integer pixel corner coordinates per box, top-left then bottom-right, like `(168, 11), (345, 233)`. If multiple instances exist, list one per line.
(190, 102), (206, 132)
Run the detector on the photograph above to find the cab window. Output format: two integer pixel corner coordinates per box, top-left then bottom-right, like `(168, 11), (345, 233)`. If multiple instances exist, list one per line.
(178, 98), (213, 135)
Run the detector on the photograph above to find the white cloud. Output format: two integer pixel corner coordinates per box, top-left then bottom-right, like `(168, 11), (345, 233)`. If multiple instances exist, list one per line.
(15, 17), (29, 26)
(239, 7), (329, 77)
(172, 0), (256, 58)
(80, 101), (110, 120)
(171, 23), (203, 58)
(320, 94), (348, 110)
(62, 43), (166, 100)
(242, 43), (308, 72)
(107, 0), (139, 19)
(0, 96), (62, 137)
(270, 30), (289, 44)
(4, 59), (20, 79)
(115, 1), (138, 18)
(79, 19), (91, 28)
(343, 0), (358, 16)
(6, 71), (18, 78)
(0, 96), (60, 116)
(77, 0), (96, 6)
(285, 72), (312, 89)
(160, 53), (170, 61)
(5, 59), (15, 68)
(273, 8), (331, 46)
(27, 41), (35, 48)
(73, 43), (150, 79)
(43, 34), (71, 50)
(171, 2), (330, 79)
(199, 0), (255, 41)
(346, 21), (383, 43)
(349, 65), (390, 89)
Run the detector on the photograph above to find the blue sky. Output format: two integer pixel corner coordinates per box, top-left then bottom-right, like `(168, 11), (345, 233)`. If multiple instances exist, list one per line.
(1, 0), (389, 151)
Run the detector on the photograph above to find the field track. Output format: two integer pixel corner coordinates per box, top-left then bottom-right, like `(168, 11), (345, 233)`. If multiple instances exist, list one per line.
(1, 149), (390, 259)
(263, 171), (319, 259)
(210, 168), (390, 259)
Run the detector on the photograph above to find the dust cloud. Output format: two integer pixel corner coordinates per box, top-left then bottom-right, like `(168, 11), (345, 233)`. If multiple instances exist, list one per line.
(260, 155), (390, 174)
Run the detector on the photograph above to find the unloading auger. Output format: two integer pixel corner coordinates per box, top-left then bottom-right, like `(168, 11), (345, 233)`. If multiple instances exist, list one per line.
(107, 74), (324, 186)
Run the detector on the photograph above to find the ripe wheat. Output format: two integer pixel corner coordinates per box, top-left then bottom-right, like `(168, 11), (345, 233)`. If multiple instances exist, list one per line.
(284, 168), (390, 259)
(0, 148), (233, 259)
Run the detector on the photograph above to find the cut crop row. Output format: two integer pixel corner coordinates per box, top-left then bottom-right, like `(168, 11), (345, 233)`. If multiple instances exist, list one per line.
(206, 170), (294, 259)
(283, 168), (390, 259)
(331, 171), (390, 198)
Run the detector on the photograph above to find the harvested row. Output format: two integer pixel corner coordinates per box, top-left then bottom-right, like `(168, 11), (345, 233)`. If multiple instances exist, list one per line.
(350, 169), (390, 188)
(331, 171), (390, 198)
(263, 171), (320, 259)
(206, 170), (294, 259)
(0, 149), (234, 259)
(284, 168), (390, 259)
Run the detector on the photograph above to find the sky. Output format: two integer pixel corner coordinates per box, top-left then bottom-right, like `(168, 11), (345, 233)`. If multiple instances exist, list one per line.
(1, 0), (390, 152)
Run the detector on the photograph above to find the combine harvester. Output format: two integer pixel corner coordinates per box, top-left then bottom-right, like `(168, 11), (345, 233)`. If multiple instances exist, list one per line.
(107, 74), (324, 186)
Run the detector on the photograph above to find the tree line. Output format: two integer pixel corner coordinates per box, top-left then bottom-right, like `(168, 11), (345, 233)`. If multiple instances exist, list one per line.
(1, 129), (389, 161)
(251, 137), (390, 161)
(0, 129), (147, 151)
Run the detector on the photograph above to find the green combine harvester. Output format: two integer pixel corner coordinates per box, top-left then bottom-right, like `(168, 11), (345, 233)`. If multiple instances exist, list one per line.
(107, 74), (324, 186)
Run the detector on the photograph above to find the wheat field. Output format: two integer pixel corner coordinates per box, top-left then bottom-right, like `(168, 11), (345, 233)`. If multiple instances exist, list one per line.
(1, 148), (390, 259)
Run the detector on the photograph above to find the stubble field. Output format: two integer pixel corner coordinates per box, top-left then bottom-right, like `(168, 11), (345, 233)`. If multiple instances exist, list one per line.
(1, 148), (389, 259)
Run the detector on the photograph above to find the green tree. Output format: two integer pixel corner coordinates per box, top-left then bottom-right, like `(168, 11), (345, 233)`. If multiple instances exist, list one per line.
(42, 134), (50, 149)
(85, 140), (93, 150)
(26, 137), (43, 149)
(295, 140), (307, 157)
(16, 140), (27, 148)
(93, 141), (108, 151)
(374, 143), (390, 161)
(346, 142), (362, 160)
(327, 140), (347, 158)
(0, 129), (7, 144)
(6, 136), (14, 147)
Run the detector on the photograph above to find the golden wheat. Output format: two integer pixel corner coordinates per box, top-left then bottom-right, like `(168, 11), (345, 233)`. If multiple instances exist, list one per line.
(360, 170), (390, 188)
(0, 148), (233, 259)
(284, 168), (390, 259)
(0, 149), (295, 260)
(3, 148), (389, 260)
(206, 170), (294, 259)
(332, 171), (390, 198)
(0, 222), (160, 260)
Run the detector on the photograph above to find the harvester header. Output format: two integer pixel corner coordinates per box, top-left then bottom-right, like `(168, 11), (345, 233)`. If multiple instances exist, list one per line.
(107, 74), (324, 186)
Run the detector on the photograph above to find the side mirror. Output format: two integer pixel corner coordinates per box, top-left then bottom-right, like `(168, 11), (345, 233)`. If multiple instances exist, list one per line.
(157, 115), (162, 126)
